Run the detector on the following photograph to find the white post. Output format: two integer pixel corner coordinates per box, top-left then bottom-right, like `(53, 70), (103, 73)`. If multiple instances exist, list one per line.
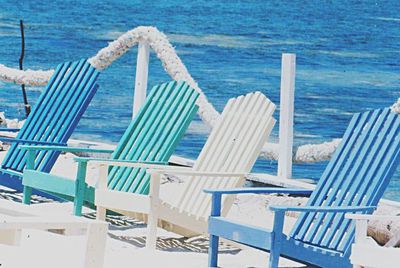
(277, 53), (296, 179)
(133, 41), (150, 118)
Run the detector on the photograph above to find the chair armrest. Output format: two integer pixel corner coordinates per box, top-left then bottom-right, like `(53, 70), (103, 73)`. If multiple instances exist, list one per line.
(74, 157), (167, 166)
(149, 167), (247, 177)
(0, 168), (22, 177)
(19, 145), (114, 154)
(85, 159), (244, 177)
(0, 128), (20, 132)
(205, 188), (310, 220)
(347, 215), (400, 247)
(203, 187), (313, 196)
(270, 206), (376, 243)
(0, 138), (66, 146)
(346, 214), (400, 221)
(270, 205), (376, 213)
(81, 158), (232, 174)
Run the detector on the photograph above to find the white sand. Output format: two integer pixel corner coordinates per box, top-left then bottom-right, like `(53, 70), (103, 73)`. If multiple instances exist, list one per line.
(0, 150), (305, 268)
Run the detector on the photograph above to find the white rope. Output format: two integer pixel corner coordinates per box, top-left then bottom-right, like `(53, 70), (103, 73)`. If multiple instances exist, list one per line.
(0, 26), (219, 127)
(88, 26), (219, 126)
(259, 139), (342, 163)
(391, 98), (400, 114)
(0, 64), (53, 86)
(0, 26), (396, 163)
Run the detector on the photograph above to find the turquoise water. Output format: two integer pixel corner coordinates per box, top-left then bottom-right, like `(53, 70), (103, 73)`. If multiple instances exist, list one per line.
(0, 1), (400, 200)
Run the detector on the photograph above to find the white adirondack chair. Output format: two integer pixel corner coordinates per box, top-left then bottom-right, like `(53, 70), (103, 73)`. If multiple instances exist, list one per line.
(92, 91), (276, 248)
(346, 214), (400, 268)
(0, 199), (107, 268)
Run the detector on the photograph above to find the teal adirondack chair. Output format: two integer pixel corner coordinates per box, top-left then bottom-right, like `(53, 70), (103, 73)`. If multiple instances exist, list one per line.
(0, 59), (100, 196)
(21, 81), (199, 215)
(205, 108), (400, 268)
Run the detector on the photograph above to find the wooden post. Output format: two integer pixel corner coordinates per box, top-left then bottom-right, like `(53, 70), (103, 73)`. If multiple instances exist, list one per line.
(277, 53), (296, 180)
(133, 41), (150, 118)
(19, 19), (31, 117)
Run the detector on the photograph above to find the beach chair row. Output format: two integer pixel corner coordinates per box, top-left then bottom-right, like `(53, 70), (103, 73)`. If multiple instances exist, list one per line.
(1, 58), (399, 267)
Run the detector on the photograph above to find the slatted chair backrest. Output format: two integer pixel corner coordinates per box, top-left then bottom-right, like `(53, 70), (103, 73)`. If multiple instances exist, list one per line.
(2, 59), (100, 173)
(290, 108), (400, 254)
(172, 92), (276, 220)
(107, 81), (199, 195)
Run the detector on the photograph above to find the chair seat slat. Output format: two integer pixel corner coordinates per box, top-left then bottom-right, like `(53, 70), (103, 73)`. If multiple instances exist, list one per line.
(122, 85), (197, 193)
(105, 81), (199, 196)
(107, 82), (174, 188)
(305, 109), (391, 244)
(319, 111), (398, 247)
(293, 111), (375, 240)
(1, 59), (99, 182)
(289, 109), (400, 255)
(2, 62), (72, 169)
(177, 92), (276, 219)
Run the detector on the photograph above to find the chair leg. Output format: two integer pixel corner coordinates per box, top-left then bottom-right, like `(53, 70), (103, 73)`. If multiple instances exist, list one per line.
(84, 222), (108, 268)
(22, 186), (32, 204)
(208, 234), (219, 268)
(146, 210), (158, 250)
(0, 229), (22, 246)
(23, 150), (34, 205)
(96, 206), (106, 221)
(73, 192), (84, 216)
(269, 248), (280, 268)
(208, 193), (222, 268)
(269, 210), (284, 268)
(74, 180), (85, 216)
(146, 172), (161, 250)
(74, 162), (87, 216)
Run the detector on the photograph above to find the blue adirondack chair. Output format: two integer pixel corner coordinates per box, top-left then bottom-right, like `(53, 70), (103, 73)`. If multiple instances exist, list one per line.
(21, 81), (199, 216)
(0, 59), (100, 195)
(205, 108), (400, 268)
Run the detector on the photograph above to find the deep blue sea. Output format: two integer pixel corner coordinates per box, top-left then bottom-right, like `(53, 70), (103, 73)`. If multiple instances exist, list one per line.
(0, 1), (399, 200)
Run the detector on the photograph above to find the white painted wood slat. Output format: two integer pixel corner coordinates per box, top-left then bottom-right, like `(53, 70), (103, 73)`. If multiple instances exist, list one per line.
(177, 92), (276, 218)
(196, 99), (275, 217)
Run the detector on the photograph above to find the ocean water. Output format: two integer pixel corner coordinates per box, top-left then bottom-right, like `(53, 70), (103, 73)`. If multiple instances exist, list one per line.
(0, 0), (400, 200)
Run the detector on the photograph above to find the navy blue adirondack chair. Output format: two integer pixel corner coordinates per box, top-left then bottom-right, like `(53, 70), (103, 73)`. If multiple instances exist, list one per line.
(0, 59), (100, 194)
(205, 108), (400, 268)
